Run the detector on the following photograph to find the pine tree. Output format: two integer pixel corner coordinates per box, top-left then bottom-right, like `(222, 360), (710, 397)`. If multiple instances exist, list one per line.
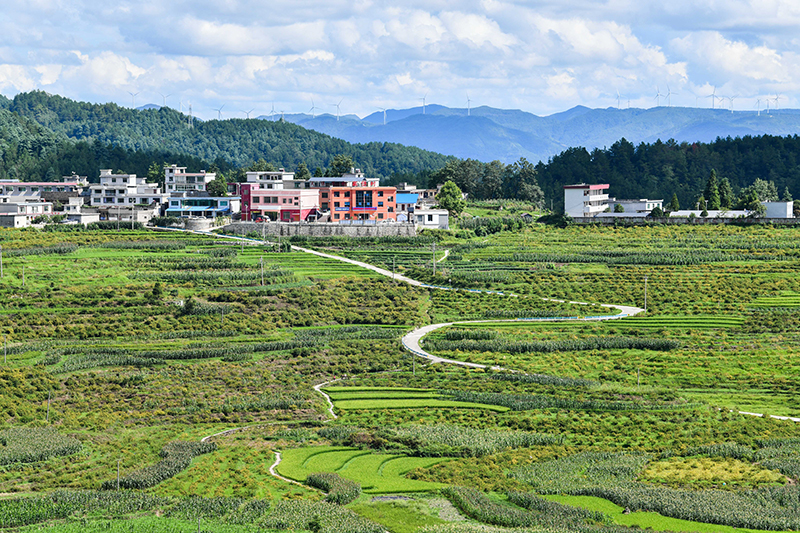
(704, 170), (721, 210)
(718, 177), (734, 208)
(669, 193), (680, 211)
(782, 186), (793, 201)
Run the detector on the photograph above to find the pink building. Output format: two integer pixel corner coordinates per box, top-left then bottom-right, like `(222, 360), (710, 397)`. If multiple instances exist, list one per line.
(240, 184), (320, 221)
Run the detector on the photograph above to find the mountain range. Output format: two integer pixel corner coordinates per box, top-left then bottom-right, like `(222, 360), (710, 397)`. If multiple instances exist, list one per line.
(265, 104), (800, 165)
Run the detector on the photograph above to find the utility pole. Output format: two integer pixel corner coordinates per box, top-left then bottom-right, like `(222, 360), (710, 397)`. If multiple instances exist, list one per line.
(117, 459), (121, 491)
(432, 242), (436, 276)
(0, 244), (3, 278)
(644, 275), (648, 314)
(117, 204), (120, 230)
(392, 256), (396, 281)
(260, 256), (264, 286)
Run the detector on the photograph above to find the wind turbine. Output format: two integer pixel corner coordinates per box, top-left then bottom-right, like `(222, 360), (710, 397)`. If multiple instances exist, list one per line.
(419, 93), (427, 114)
(654, 86), (664, 107)
(616, 90), (621, 110)
(269, 102), (276, 121)
(241, 108), (255, 119)
(466, 93), (471, 116)
(727, 95), (738, 113)
(707, 87), (717, 109)
(188, 101), (193, 128)
(308, 98), (320, 118)
(279, 110), (285, 122)
(215, 105), (225, 120)
(756, 98), (762, 116)
(158, 92), (172, 108)
(665, 86), (677, 107)
(331, 98), (343, 121)
(377, 107), (387, 125)
(774, 94), (783, 110)
(766, 98), (771, 114)
(128, 91), (140, 108)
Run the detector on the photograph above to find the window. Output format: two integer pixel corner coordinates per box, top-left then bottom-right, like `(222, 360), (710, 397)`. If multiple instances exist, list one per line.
(334, 202), (340, 208)
(344, 202), (350, 207)
(344, 191), (350, 197)
(334, 191), (340, 197)
(388, 196), (393, 202)
(345, 214), (350, 219)
(282, 198), (288, 204)
(321, 202), (329, 210)
(388, 207), (394, 213)
(378, 202), (383, 207)
(334, 214), (340, 219)
(321, 192), (328, 198)
(428, 215), (434, 222)
(378, 213), (384, 219)
(31, 187), (39, 192)
(378, 191), (383, 197)
(356, 190), (372, 208)
(253, 197), (260, 203)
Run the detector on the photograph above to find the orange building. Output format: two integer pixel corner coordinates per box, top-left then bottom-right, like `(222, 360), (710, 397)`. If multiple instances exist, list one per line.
(308, 170), (397, 222)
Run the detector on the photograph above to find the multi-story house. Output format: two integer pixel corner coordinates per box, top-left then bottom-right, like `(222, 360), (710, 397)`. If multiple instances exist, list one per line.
(89, 170), (168, 207)
(164, 165), (216, 193)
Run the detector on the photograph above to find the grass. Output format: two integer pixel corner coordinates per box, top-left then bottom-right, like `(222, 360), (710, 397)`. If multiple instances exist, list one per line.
(348, 497), (448, 533)
(277, 446), (451, 493)
(333, 399), (510, 412)
(543, 495), (775, 533)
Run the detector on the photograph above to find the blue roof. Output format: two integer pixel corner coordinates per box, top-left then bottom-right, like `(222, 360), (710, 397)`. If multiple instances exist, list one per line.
(396, 193), (419, 204)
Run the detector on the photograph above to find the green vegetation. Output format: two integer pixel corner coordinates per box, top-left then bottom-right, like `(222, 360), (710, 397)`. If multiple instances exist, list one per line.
(3, 222), (800, 533)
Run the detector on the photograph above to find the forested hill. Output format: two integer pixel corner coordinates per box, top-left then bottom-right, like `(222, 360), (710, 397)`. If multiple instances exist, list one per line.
(0, 107), (210, 182)
(5, 91), (452, 180)
(534, 136), (800, 210)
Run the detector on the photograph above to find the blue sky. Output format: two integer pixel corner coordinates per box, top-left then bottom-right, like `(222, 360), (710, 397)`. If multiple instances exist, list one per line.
(0, 0), (797, 119)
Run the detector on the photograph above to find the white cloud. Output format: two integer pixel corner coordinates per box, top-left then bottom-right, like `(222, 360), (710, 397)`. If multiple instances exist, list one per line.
(0, 1), (799, 117)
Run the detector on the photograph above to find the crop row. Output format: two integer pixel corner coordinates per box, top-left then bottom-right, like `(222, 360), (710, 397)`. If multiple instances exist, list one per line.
(99, 240), (187, 250)
(0, 428), (82, 465)
(447, 390), (687, 412)
(425, 337), (680, 354)
(0, 490), (169, 528)
(387, 424), (562, 457)
(2, 243), (78, 257)
(130, 269), (294, 284)
(100, 441), (217, 490)
(485, 250), (778, 265)
(575, 484), (800, 530)
(306, 472), (361, 504)
(128, 257), (247, 270)
(490, 372), (596, 389)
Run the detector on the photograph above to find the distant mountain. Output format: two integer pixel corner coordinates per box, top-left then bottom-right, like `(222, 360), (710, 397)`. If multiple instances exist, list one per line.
(7, 91), (452, 180)
(280, 104), (800, 164)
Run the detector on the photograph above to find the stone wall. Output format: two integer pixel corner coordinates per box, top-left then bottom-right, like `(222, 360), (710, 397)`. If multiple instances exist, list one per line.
(223, 222), (417, 238)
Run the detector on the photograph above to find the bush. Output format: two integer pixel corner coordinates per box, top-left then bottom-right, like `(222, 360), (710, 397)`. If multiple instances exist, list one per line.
(306, 472), (361, 504)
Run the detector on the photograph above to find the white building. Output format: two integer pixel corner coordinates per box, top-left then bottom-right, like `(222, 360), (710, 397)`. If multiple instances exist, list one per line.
(0, 180), (83, 200)
(89, 170), (168, 207)
(764, 201), (794, 218)
(563, 184), (609, 217)
(0, 201), (53, 227)
(414, 208), (449, 229)
(164, 165), (216, 193)
(607, 198), (663, 213)
(308, 168), (380, 189)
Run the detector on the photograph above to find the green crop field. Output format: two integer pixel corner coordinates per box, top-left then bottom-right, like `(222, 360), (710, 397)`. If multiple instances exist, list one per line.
(4, 222), (800, 533)
(277, 446), (450, 493)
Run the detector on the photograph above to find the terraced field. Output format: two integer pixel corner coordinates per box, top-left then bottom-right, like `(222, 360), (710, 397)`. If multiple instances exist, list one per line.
(323, 387), (511, 412)
(277, 446), (450, 493)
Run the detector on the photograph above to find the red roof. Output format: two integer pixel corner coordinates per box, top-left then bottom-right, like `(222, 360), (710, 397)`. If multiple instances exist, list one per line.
(562, 183), (609, 190)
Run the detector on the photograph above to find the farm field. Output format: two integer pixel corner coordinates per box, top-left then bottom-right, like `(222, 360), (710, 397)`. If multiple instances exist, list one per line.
(3, 222), (800, 533)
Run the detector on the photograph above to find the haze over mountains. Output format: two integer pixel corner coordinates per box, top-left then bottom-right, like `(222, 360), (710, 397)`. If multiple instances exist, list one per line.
(266, 104), (800, 165)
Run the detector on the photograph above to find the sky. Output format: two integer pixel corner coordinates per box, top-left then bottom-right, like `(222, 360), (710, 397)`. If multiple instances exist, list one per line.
(0, 0), (798, 120)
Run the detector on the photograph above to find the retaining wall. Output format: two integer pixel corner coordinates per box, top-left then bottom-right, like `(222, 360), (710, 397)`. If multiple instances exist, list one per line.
(573, 217), (800, 225)
(223, 222), (417, 238)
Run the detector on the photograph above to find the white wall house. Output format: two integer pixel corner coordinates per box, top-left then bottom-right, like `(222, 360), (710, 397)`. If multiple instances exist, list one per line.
(564, 184), (610, 217)
(0, 180), (83, 199)
(607, 198), (663, 213)
(89, 170), (168, 207)
(164, 165), (216, 193)
(0, 201), (53, 227)
(764, 201), (794, 218)
(414, 209), (449, 229)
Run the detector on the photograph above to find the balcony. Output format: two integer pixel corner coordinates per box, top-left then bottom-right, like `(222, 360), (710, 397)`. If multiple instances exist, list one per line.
(585, 203), (608, 213)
